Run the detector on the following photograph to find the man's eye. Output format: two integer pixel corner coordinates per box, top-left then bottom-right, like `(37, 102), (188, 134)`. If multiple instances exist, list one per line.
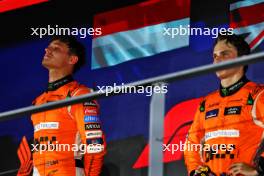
(222, 51), (230, 56)
(213, 54), (217, 59)
(53, 47), (61, 51)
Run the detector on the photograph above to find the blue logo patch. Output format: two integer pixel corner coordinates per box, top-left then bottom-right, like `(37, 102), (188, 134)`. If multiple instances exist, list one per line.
(205, 109), (219, 119)
(84, 116), (100, 123)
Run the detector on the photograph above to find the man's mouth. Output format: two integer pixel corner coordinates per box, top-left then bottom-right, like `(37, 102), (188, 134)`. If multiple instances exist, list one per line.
(44, 54), (51, 59)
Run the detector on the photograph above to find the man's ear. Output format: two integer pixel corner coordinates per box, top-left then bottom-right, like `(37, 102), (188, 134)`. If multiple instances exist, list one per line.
(69, 55), (78, 65)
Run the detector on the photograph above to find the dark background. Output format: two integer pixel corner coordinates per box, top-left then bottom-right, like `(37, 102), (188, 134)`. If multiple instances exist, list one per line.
(0, 0), (263, 175)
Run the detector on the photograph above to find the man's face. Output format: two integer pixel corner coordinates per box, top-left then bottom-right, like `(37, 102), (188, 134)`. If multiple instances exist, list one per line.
(213, 40), (242, 79)
(42, 40), (72, 70)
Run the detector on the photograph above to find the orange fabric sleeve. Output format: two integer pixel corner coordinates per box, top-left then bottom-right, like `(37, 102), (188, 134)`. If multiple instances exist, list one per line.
(184, 101), (205, 173)
(72, 87), (106, 176)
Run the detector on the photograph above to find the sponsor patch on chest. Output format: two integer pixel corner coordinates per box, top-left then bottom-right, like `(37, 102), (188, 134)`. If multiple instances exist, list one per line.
(205, 109), (219, 119)
(34, 122), (59, 132)
(224, 106), (242, 115)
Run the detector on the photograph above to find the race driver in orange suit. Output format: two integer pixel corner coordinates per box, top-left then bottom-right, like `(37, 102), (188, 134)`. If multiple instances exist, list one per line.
(29, 36), (105, 176)
(184, 33), (264, 176)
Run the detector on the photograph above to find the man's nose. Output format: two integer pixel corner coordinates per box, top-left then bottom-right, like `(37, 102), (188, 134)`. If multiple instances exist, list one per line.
(45, 47), (51, 54)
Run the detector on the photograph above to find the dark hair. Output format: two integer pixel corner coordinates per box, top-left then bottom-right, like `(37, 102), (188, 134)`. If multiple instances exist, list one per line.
(50, 35), (86, 73)
(214, 32), (251, 72)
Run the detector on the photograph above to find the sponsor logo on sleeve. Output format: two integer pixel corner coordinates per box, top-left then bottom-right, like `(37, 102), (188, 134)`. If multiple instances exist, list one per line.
(205, 109), (219, 120)
(85, 123), (101, 130)
(87, 144), (104, 153)
(83, 101), (97, 107)
(84, 108), (98, 116)
(85, 130), (103, 139)
(84, 116), (100, 123)
(86, 138), (104, 145)
(86, 138), (104, 153)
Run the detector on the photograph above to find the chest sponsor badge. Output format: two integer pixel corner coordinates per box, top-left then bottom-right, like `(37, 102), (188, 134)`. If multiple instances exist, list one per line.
(205, 109), (219, 120)
(224, 106), (242, 115)
(34, 122), (59, 132)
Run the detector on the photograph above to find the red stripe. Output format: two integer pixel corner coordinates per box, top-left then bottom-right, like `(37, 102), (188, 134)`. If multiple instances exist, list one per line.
(250, 30), (264, 48)
(22, 136), (31, 160)
(22, 137), (31, 161)
(133, 98), (201, 168)
(0, 0), (49, 13)
(94, 0), (190, 37)
(17, 148), (25, 164)
(230, 3), (264, 28)
(20, 141), (29, 162)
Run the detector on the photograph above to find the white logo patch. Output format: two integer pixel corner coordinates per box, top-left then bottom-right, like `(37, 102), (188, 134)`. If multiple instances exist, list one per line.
(85, 130), (102, 139)
(34, 122), (59, 132)
(87, 144), (104, 153)
(205, 129), (239, 141)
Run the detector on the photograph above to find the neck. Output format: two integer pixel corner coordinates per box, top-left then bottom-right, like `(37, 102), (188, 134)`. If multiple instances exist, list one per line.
(220, 71), (244, 88)
(48, 69), (72, 83)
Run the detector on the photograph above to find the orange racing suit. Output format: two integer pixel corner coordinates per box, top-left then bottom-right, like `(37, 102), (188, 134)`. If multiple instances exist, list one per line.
(184, 76), (264, 176)
(31, 75), (106, 176)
